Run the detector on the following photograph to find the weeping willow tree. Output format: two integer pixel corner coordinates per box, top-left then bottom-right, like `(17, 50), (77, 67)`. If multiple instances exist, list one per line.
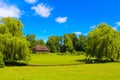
(87, 23), (120, 61)
(0, 17), (30, 66)
(1, 34), (30, 61)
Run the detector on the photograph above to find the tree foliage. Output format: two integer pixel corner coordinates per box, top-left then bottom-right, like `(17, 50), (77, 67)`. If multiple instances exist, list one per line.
(87, 23), (120, 61)
(1, 17), (23, 37)
(68, 33), (79, 51)
(36, 39), (45, 46)
(0, 17), (30, 63)
(46, 33), (88, 53)
(46, 36), (62, 53)
(1, 35), (30, 61)
(78, 35), (87, 52)
(64, 34), (73, 52)
(26, 34), (36, 48)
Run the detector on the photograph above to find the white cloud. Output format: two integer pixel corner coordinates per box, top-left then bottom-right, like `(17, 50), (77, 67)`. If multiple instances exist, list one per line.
(0, 1), (21, 18)
(113, 21), (120, 30)
(113, 27), (117, 30)
(55, 17), (68, 23)
(31, 3), (53, 18)
(90, 25), (96, 29)
(115, 21), (120, 26)
(74, 32), (82, 35)
(25, 0), (37, 4)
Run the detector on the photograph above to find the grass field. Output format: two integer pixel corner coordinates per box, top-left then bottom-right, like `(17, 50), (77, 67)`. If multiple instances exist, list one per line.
(0, 54), (120, 80)
(29, 53), (85, 65)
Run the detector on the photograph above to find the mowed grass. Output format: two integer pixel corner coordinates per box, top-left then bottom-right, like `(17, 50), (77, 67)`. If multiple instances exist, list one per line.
(29, 53), (85, 65)
(0, 53), (120, 80)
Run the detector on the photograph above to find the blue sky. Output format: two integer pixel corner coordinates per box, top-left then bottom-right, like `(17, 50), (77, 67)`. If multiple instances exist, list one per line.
(0, 0), (120, 41)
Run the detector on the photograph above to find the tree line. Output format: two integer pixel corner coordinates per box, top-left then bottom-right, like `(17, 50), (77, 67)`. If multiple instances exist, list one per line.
(26, 23), (120, 61)
(26, 33), (87, 53)
(46, 34), (87, 53)
(0, 17), (120, 68)
(26, 34), (45, 49)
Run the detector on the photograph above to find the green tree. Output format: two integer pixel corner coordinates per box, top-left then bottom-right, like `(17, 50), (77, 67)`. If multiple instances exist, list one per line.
(0, 24), (9, 34)
(1, 17), (23, 37)
(69, 33), (79, 51)
(64, 34), (73, 52)
(46, 36), (57, 53)
(87, 23), (120, 61)
(36, 39), (45, 46)
(77, 35), (87, 52)
(46, 36), (62, 53)
(26, 34), (36, 48)
(2, 34), (30, 61)
(0, 17), (30, 63)
(55, 36), (63, 52)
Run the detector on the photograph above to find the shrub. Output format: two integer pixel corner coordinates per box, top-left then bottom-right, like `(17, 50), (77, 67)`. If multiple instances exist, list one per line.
(72, 50), (76, 54)
(65, 51), (71, 55)
(75, 51), (86, 55)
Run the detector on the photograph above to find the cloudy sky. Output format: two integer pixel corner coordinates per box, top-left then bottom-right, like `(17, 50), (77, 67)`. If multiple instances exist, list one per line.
(0, 0), (120, 41)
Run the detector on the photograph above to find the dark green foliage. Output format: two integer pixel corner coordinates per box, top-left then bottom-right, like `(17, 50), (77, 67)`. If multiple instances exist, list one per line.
(0, 52), (4, 68)
(46, 33), (88, 53)
(62, 33), (87, 53)
(64, 34), (74, 52)
(26, 34), (45, 52)
(26, 34), (36, 49)
(46, 36), (56, 52)
(87, 23), (120, 61)
(75, 51), (86, 55)
(77, 35), (87, 52)
(36, 39), (45, 46)
(68, 33), (79, 51)
(46, 36), (62, 53)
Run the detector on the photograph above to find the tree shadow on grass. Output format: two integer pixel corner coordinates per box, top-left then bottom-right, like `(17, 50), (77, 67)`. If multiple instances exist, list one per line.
(76, 59), (120, 64)
(4, 59), (120, 67)
(5, 61), (27, 66)
(5, 61), (84, 67)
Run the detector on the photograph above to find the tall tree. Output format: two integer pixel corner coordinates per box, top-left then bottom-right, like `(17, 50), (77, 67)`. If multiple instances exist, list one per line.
(87, 23), (120, 61)
(1, 34), (30, 61)
(77, 35), (87, 52)
(36, 39), (45, 46)
(64, 34), (73, 52)
(26, 34), (36, 48)
(46, 36), (62, 53)
(0, 17), (30, 63)
(69, 33), (79, 51)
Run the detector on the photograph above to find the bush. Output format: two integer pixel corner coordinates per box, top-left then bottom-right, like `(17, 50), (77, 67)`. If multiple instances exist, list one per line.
(72, 50), (76, 54)
(0, 52), (4, 68)
(75, 51), (86, 55)
(65, 51), (71, 55)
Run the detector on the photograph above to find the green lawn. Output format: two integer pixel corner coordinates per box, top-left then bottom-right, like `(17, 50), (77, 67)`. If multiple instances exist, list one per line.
(29, 53), (85, 65)
(0, 54), (120, 80)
